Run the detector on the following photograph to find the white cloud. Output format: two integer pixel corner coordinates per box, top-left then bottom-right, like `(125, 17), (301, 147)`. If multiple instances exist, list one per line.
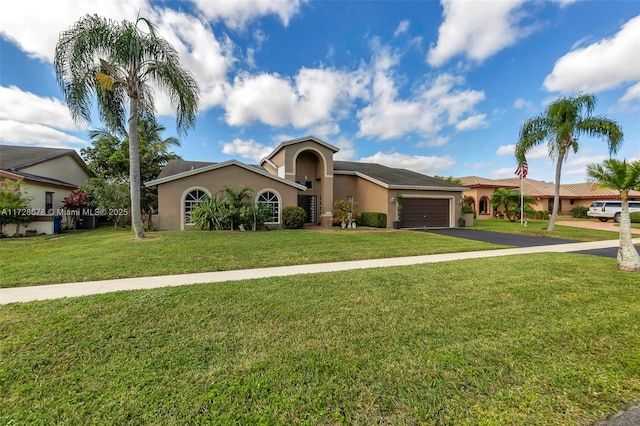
(416, 136), (449, 148)
(427, 0), (532, 67)
(0, 1), (234, 117)
(543, 15), (640, 93)
(357, 61), (485, 140)
(496, 144), (516, 156)
(0, 85), (78, 131)
(332, 136), (357, 161)
(513, 98), (536, 112)
(488, 167), (520, 179)
(359, 152), (455, 176)
(224, 67), (369, 129)
(455, 114), (487, 131)
(0, 120), (86, 147)
(191, 0), (306, 30)
(621, 82), (640, 102)
(0, 0), (149, 62)
(152, 8), (233, 113)
(221, 138), (274, 162)
(394, 20), (410, 37)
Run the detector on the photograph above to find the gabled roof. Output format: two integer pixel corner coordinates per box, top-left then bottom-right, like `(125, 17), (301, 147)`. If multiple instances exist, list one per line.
(335, 161), (467, 191)
(0, 144), (90, 188)
(145, 159), (307, 190)
(0, 145), (88, 173)
(460, 176), (640, 198)
(156, 160), (216, 180)
(262, 135), (339, 164)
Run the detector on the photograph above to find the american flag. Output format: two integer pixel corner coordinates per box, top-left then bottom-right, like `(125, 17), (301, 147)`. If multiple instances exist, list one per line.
(515, 161), (528, 178)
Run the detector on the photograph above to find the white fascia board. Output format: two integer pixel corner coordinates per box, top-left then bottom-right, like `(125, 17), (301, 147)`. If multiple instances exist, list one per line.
(145, 160), (307, 190)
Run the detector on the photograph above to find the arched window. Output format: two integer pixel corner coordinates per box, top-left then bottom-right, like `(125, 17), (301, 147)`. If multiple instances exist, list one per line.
(257, 191), (280, 224)
(184, 189), (207, 225)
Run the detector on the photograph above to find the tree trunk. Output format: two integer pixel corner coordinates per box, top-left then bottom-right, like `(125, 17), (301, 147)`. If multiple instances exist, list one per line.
(617, 194), (640, 272)
(129, 98), (145, 239)
(547, 153), (564, 232)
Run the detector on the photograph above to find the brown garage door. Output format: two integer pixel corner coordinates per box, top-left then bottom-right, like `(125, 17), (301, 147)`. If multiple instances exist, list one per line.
(400, 198), (450, 228)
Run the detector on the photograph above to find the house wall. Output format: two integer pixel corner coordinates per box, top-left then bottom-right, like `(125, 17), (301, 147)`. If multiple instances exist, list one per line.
(334, 176), (395, 226)
(155, 164), (300, 231)
(277, 140), (336, 226)
(0, 181), (77, 235)
(21, 155), (90, 187)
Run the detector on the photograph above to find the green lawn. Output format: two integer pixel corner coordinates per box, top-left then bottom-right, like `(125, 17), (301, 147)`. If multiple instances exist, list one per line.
(2, 253), (639, 424)
(0, 227), (505, 288)
(470, 218), (622, 240)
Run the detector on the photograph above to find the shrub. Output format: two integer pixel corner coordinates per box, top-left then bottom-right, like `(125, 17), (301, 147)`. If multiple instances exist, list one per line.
(333, 199), (361, 224)
(359, 212), (387, 228)
(282, 206), (307, 229)
(631, 212), (640, 223)
(532, 210), (550, 220)
(570, 205), (589, 219)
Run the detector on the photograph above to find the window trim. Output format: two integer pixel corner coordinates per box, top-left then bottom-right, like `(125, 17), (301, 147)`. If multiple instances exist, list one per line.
(256, 189), (281, 225)
(181, 187), (211, 230)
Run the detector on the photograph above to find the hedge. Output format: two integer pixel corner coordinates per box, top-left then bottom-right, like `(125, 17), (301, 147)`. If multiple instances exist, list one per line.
(359, 212), (387, 228)
(282, 206), (307, 229)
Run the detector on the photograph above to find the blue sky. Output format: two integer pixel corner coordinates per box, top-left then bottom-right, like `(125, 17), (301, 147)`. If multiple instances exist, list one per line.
(1, 0), (638, 183)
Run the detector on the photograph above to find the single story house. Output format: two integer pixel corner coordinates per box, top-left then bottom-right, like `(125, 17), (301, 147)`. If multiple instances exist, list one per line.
(146, 136), (468, 230)
(460, 175), (640, 218)
(0, 144), (93, 235)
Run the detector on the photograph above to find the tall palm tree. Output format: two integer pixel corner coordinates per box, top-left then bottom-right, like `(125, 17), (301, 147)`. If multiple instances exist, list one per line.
(587, 159), (640, 272)
(515, 94), (623, 232)
(55, 14), (199, 239)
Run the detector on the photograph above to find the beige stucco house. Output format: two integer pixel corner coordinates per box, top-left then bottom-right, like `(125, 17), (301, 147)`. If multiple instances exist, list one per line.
(146, 136), (467, 230)
(0, 145), (92, 235)
(460, 175), (640, 218)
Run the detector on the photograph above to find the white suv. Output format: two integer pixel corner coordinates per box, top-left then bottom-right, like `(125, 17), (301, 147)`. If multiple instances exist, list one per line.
(587, 200), (640, 222)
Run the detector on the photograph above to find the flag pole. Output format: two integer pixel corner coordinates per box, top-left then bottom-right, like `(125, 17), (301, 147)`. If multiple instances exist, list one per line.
(520, 175), (524, 226)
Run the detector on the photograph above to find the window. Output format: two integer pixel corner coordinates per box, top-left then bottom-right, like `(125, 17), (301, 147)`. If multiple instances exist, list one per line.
(296, 181), (313, 189)
(45, 192), (54, 214)
(184, 189), (207, 224)
(258, 191), (279, 223)
(347, 195), (354, 205)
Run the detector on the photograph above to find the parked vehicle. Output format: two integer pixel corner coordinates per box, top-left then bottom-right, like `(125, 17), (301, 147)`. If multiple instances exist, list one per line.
(587, 200), (640, 222)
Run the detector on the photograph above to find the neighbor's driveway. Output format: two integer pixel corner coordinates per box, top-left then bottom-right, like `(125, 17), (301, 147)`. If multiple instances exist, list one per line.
(422, 219), (639, 259)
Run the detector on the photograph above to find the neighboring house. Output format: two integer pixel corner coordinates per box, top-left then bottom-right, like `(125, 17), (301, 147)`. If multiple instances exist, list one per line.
(460, 175), (640, 218)
(0, 145), (92, 235)
(146, 136), (467, 230)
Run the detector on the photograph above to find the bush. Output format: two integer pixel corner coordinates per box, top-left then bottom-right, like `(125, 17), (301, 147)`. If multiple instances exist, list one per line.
(359, 212), (387, 228)
(332, 199), (360, 224)
(532, 210), (550, 220)
(570, 205), (589, 219)
(282, 206), (307, 229)
(631, 212), (640, 223)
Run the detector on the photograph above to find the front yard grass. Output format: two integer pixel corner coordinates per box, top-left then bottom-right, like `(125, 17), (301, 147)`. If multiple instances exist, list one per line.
(2, 253), (639, 425)
(0, 227), (504, 288)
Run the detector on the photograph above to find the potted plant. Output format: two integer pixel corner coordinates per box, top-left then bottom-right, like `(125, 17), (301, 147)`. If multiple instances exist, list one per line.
(461, 205), (475, 227)
(392, 194), (403, 229)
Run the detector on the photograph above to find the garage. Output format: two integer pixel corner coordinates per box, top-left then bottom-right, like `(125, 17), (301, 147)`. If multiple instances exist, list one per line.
(400, 198), (451, 228)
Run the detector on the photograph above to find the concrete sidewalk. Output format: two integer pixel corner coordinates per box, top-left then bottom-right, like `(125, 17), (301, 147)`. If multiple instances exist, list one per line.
(2, 237), (637, 304)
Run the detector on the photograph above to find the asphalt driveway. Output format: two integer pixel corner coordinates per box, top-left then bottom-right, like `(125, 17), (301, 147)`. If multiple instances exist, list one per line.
(419, 228), (618, 258)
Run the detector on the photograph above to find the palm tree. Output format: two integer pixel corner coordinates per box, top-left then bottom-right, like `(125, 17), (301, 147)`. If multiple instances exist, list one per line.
(55, 14), (199, 239)
(219, 186), (254, 231)
(587, 159), (640, 272)
(490, 187), (535, 222)
(515, 94), (623, 232)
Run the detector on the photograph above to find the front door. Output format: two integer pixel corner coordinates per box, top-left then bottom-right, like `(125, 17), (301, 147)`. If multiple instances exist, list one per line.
(298, 195), (317, 224)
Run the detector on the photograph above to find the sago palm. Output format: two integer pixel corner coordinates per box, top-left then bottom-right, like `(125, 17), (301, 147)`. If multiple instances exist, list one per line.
(587, 159), (640, 272)
(54, 14), (199, 239)
(515, 94), (623, 232)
